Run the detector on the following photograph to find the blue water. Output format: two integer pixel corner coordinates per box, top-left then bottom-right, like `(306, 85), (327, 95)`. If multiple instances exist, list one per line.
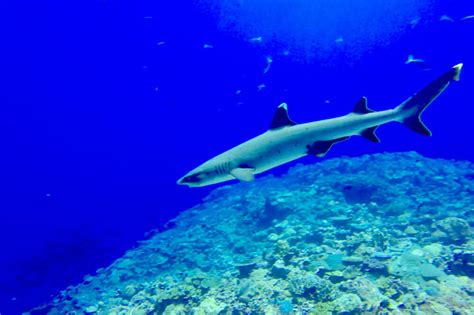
(1, 0), (473, 313)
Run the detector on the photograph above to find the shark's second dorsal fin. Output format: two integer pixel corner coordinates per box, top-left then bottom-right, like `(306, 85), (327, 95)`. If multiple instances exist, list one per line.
(352, 97), (374, 114)
(270, 103), (297, 129)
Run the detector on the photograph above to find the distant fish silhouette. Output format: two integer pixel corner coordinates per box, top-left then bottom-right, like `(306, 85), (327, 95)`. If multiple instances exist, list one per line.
(405, 55), (430, 71)
(410, 17), (421, 28)
(440, 15), (454, 22)
(257, 83), (266, 91)
(157, 41), (166, 46)
(203, 44), (214, 49)
(335, 37), (344, 44)
(250, 36), (263, 43)
(263, 56), (273, 74)
(235, 90), (241, 95)
(460, 15), (474, 21)
(282, 50), (290, 56)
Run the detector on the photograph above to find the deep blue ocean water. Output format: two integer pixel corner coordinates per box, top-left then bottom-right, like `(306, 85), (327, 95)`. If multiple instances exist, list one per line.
(1, 0), (473, 313)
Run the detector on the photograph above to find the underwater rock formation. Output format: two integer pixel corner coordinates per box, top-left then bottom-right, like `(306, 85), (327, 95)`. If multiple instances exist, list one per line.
(37, 152), (474, 314)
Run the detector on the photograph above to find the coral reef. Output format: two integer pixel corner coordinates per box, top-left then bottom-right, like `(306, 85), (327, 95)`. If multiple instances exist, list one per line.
(37, 152), (474, 314)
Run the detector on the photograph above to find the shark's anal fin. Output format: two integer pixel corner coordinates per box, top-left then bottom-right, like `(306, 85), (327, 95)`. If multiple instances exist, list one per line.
(352, 97), (374, 114)
(270, 103), (297, 129)
(306, 137), (350, 157)
(231, 166), (255, 182)
(361, 126), (381, 143)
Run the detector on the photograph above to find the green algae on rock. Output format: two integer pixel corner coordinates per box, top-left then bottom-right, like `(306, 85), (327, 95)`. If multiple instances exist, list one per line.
(40, 152), (474, 314)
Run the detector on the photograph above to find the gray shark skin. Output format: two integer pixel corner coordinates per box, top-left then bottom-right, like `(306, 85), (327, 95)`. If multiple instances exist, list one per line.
(178, 64), (463, 187)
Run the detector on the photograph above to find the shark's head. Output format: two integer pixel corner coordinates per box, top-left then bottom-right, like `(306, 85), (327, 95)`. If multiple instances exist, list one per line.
(177, 171), (206, 187)
(177, 163), (233, 187)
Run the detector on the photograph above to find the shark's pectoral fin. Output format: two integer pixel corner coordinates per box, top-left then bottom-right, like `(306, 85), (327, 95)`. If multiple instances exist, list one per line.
(361, 126), (381, 143)
(306, 137), (350, 157)
(231, 167), (255, 182)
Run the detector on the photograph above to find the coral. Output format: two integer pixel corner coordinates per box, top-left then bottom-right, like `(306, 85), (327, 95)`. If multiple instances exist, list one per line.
(42, 153), (474, 315)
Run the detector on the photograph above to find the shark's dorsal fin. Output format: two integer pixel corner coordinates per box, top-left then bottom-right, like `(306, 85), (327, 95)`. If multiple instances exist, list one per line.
(352, 97), (374, 114)
(306, 137), (350, 157)
(231, 166), (255, 182)
(270, 103), (297, 129)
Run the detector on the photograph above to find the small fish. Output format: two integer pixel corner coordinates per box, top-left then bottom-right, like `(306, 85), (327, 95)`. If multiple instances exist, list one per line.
(405, 55), (430, 71)
(460, 15), (474, 21)
(324, 100), (331, 104)
(410, 17), (420, 28)
(203, 44), (214, 49)
(157, 41), (166, 46)
(235, 90), (241, 95)
(440, 15), (454, 22)
(144, 16), (153, 20)
(250, 36), (263, 43)
(263, 56), (273, 74)
(257, 83), (266, 91)
(282, 50), (290, 56)
(335, 37), (344, 44)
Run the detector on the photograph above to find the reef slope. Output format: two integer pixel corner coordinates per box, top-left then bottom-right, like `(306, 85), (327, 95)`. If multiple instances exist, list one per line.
(44, 152), (474, 314)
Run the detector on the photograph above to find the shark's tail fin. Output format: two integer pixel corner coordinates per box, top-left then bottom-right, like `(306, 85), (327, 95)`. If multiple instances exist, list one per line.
(397, 63), (463, 136)
(405, 54), (414, 64)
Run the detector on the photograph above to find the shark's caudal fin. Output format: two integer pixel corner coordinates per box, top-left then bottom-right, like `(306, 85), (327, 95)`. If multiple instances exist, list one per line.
(397, 63), (463, 136)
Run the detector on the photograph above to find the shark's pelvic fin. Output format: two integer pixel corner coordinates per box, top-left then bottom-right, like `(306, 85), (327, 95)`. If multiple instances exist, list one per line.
(352, 97), (374, 114)
(230, 167), (255, 182)
(306, 137), (350, 157)
(270, 103), (297, 129)
(398, 63), (463, 136)
(361, 126), (381, 143)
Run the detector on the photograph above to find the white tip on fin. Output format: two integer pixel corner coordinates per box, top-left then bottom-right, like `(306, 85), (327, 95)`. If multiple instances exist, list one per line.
(230, 168), (255, 182)
(453, 63), (463, 81)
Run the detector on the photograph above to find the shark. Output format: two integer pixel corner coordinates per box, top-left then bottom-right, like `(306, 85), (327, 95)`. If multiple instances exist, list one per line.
(178, 63), (463, 187)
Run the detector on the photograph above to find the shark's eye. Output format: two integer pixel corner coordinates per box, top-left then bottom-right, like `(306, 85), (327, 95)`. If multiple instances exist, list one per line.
(183, 173), (201, 183)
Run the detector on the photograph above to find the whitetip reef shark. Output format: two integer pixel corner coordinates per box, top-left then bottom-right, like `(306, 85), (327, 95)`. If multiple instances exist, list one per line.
(178, 63), (463, 187)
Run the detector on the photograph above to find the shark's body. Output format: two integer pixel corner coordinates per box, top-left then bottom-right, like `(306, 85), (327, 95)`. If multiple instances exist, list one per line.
(178, 64), (463, 187)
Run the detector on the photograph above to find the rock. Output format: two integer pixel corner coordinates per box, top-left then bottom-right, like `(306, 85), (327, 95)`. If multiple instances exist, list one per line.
(329, 216), (351, 227)
(84, 306), (98, 314)
(432, 217), (473, 243)
(332, 293), (363, 313)
(270, 260), (292, 279)
(163, 304), (187, 315)
(287, 270), (332, 300)
(327, 270), (345, 283)
(404, 226), (418, 235)
(372, 252), (392, 260)
(342, 256), (364, 265)
(277, 300), (294, 315)
(419, 301), (451, 315)
(235, 261), (258, 278)
(423, 243), (443, 258)
(361, 258), (389, 276)
(340, 277), (385, 308)
(325, 253), (345, 271)
(419, 263), (445, 280)
(194, 297), (227, 315)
